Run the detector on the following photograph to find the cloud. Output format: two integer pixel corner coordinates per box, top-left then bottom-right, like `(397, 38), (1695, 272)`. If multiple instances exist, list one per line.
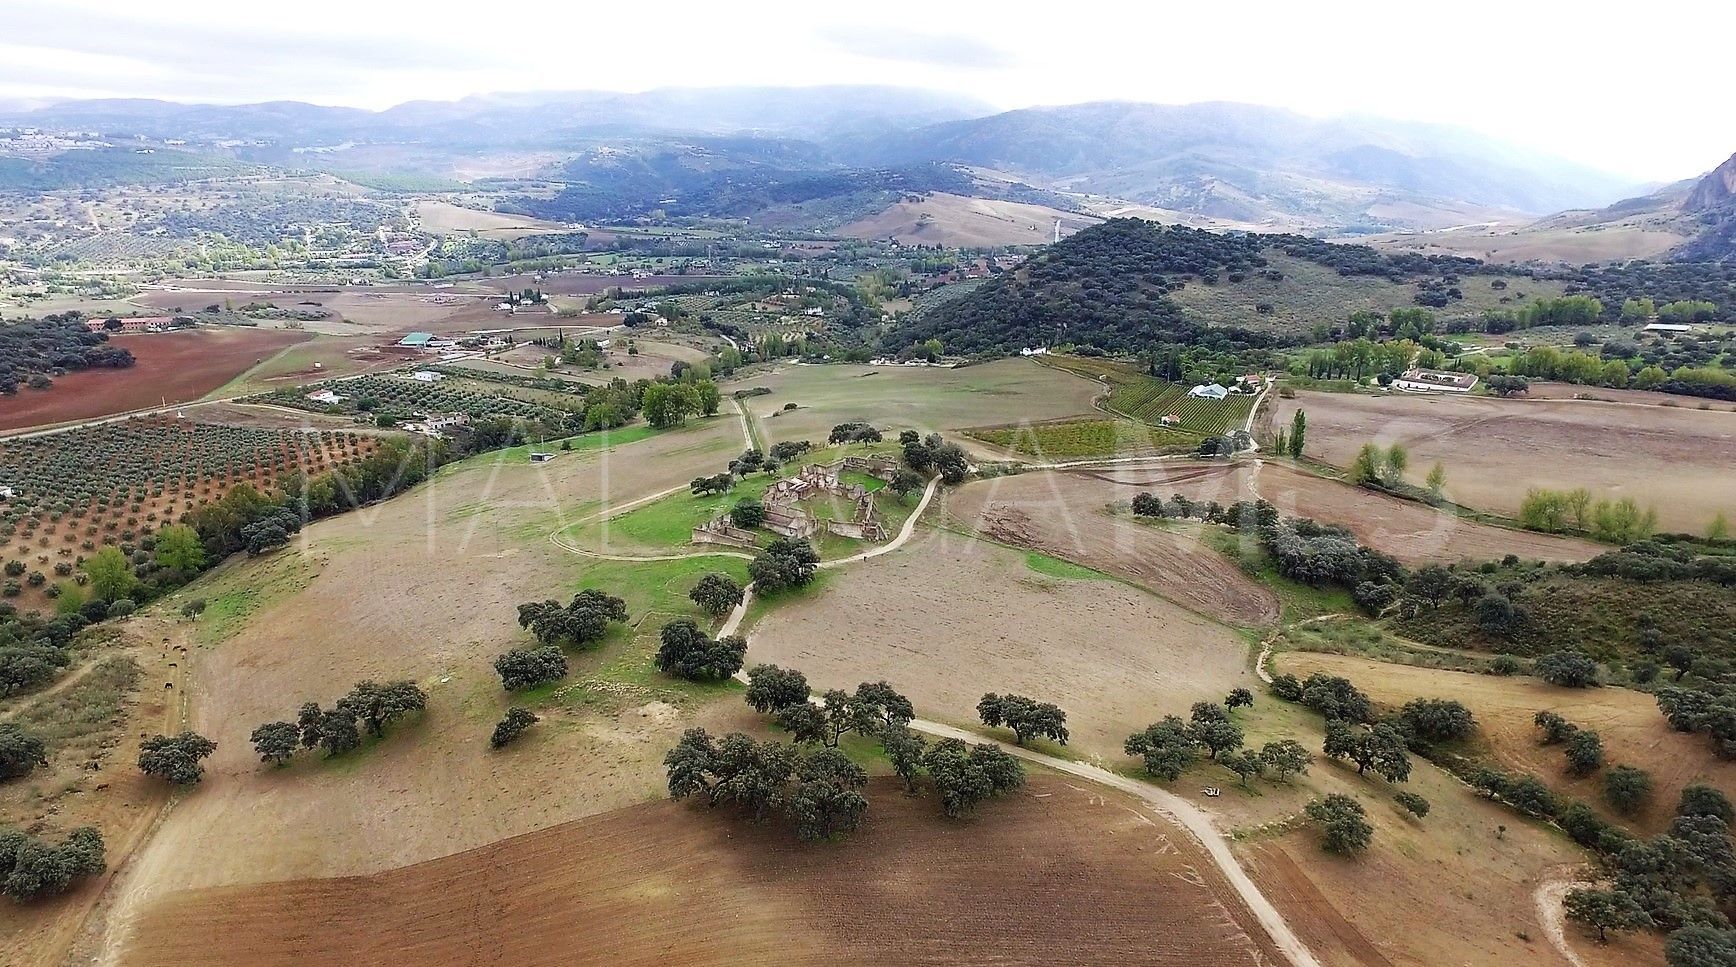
(818, 25), (1018, 71)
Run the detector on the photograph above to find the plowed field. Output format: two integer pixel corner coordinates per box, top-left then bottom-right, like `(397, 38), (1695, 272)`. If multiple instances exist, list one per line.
(120, 778), (1286, 967)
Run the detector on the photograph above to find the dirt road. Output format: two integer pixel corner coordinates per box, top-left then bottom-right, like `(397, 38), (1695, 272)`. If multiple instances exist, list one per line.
(907, 718), (1322, 967)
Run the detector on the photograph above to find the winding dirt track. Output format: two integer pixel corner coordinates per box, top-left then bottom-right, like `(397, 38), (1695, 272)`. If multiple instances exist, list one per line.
(709, 469), (1318, 966)
(906, 719), (1322, 967)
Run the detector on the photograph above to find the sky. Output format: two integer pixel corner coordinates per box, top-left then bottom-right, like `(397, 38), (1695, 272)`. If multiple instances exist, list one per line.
(2, 0), (1729, 182)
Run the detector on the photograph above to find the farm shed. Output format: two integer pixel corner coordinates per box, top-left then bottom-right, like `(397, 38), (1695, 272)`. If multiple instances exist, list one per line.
(1393, 369), (1478, 393)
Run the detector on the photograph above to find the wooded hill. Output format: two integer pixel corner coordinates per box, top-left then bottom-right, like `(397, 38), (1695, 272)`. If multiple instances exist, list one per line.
(887, 219), (1736, 356)
(883, 219), (1493, 353)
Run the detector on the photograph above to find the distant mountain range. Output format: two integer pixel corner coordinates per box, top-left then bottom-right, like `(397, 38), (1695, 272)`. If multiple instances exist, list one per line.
(839, 101), (1641, 228)
(0, 87), (994, 144)
(1369, 150), (1736, 264)
(0, 86), (1665, 240)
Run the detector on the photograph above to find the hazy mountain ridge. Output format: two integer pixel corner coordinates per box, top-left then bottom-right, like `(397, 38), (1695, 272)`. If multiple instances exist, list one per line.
(0, 87), (995, 144)
(841, 101), (1640, 226)
(0, 86), (1666, 240)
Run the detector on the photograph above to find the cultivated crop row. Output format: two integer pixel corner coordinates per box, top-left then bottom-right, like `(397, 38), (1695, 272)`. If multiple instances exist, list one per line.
(257, 374), (584, 423)
(0, 415), (374, 599)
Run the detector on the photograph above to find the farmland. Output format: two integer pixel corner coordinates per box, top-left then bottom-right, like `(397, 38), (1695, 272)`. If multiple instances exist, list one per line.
(1272, 389), (1736, 534)
(0, 416), (375, 606)
(1077, 459), (1606, 565)
(941, 470), (1280, 625)
(746, 528), (1263, 760)
(1039, 354), (1259, 434)
(0, 327), (312, 433)
(963, 417), (1196, 458)
(118, 778), (1285, 967)
(253, 373), (584, 423)
(728, 359), (1101, 446)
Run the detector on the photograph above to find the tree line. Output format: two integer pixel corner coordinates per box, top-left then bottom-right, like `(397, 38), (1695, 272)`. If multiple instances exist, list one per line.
(667, 667), (1026, 839)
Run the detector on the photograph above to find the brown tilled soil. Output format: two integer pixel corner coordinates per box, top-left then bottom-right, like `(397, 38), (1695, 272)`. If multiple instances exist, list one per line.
(1279, 652), (1736, 837)
(66, 417), (748, 963)
(1272, 389), (1736, 534)
(943, 470), (1280, 626)
(119, 777), (1286, 967)
(746, 529), (1262, 761)
(0, 328), (311, 432)
(1081, 460), (1605, 565)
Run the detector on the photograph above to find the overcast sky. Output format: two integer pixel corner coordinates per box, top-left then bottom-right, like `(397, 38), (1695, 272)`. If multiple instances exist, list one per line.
(2, 0), (1728, 182)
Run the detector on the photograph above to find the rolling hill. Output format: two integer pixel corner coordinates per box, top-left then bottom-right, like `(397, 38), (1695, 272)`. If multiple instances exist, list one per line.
(841, 101), (1641, 232)
(1, 90), (1652, 238)
(1372, 149), (1736, 265)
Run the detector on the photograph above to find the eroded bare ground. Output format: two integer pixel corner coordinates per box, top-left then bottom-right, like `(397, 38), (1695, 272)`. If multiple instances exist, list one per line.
(942, 470), (1280, 626)
(118, 777), (1286, 967)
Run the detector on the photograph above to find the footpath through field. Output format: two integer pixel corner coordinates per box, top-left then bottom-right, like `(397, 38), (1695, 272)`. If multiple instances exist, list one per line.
(538, 421), (1317, 964)
(707, 468), (1317, 967)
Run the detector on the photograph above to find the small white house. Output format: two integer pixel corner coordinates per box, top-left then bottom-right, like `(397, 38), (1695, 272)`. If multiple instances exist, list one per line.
(1160, 414), (1181, 427)
(307, 389), (346, 405)
(0, 484), (14, 500)
(1393, 369), (1478, 394)
(1643, 323), (1693, 334)
(410, 370), (444, 383)
(1188, 384), (1230, 400)
(1019, 347), (1050, 356)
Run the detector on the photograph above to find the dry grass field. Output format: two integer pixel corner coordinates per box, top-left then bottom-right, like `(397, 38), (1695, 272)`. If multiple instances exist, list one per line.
(1166, 253), (1569, 334)
(414, 200), (573, 238)
(1367, 220), (1691, 265)
(1273, 389), (1736, 534)
(69, 417), (755, 961)
(1279, 652), (1736, 837)
(940, 470), (1280, 626)
(119, 778), (1285, 967)
(836, 193), (1098, 246)
(730, 359), (1103, 447)
(745, 529), (1262, 761)
(1146, 675), (1656, 967)
(1072, 460), (1605, 565)
(0, 619), (185, 967)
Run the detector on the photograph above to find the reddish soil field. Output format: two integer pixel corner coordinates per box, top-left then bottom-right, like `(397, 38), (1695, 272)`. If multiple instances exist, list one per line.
(942, 470), (1280, 626)
(1083, 460), (1605, 565)
(120, 778), (1286, 966)
(0, 328), (310, 432)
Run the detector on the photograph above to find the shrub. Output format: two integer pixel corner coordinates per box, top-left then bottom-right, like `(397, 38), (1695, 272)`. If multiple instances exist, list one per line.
(654, 619), (746, 682)
(1564, 730), (1605, 776)
(1304, 794), (1372, 855)
(1394, 790), (1430, 819)
(1397, 698), (1475, 743)
(1678, 784), (1734, 824)
(0, 826), (105, 901)
(490, 708), (540, 749)
(494, 646), (568, 691)
(1534, 650), (1599, 688)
